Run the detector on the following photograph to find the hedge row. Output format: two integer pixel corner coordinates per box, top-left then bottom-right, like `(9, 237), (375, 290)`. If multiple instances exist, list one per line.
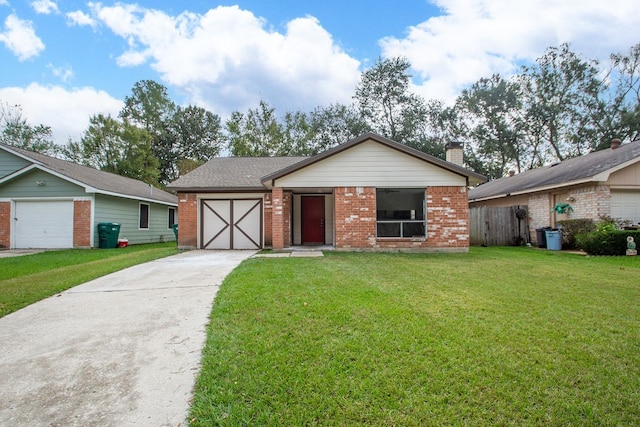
(575, 230), (640, 256)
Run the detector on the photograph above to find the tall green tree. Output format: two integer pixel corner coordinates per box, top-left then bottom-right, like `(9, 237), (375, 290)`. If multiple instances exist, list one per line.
(65, 114), (159, 185)
(354, 57), (428, 147)
(0, 101), (58, 155)
(168, 104), (225, 177)
(308, 103), (370, 154)
(119, 80), (176, 184)
(455, 74), (525, 178)
(226, 100), (284, 157)
(595, 43), (640, 148)
(518, 44), (602, 162)
(119, 80), (224, 184)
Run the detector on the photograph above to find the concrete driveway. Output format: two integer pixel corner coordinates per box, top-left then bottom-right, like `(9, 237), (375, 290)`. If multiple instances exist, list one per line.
(0, 250), (255, 427)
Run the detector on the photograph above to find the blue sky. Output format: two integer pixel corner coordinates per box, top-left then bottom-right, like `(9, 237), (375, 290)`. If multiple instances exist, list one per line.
(1, 0), (639, 144)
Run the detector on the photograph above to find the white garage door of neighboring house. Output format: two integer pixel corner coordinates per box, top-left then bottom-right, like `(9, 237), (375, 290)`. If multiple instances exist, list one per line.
(611, 191), (640, 224)
(14, 200), (74, 249)
(201, 199), (262, 249)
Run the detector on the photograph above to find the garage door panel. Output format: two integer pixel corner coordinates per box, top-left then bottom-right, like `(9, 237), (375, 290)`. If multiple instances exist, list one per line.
(611, 191), (640, 224)
(201, 199), (262, 249)
(14, 201), (74, 249)
(233, 200), (261, 249)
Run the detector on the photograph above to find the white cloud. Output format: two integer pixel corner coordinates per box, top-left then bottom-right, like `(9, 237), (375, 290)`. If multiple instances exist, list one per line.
(91, 4), (361, 114)
(0, 14), (45, 61)
(0, 84), (123, 144)
(66, 10), (97, 28)
(380, 0), (640, 102)
(47, 63), (74, 83)
(32, 0), (58, 15)
(0, 0), (8, 6)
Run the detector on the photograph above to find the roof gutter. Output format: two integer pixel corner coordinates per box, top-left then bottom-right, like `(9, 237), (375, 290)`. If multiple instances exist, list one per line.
(469, 177), (597, 202)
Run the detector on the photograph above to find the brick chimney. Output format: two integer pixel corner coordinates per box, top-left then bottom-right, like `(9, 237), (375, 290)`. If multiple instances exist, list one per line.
(445, 141), (464, 166)
(611, 138), (621, 150)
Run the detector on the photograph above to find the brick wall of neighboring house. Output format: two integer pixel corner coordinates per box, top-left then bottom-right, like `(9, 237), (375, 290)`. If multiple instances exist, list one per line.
(528, 193), (552, 243)
(73, 200), (92, 248)
(263, 193), (273, 247)
(334, 186), (377, 249)
(178, 193), (198, 249)
(0, 201), (10, 248)
(567, 185), (611, 220)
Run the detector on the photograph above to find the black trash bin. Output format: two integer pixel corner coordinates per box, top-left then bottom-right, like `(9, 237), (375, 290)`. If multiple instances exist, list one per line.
(535, 226), (551, 248)
(172, 223), (178, 241)
(98, 222), (121, 248)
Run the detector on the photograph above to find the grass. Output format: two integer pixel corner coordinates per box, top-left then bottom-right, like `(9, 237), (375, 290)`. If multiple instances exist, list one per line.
(190, 247), (640, 426)
(0, 242), (178, 318)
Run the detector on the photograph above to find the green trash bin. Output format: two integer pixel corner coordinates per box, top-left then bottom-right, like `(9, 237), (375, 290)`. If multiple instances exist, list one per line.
(98, 222), (121, 248)
(172, 224), (178, 241)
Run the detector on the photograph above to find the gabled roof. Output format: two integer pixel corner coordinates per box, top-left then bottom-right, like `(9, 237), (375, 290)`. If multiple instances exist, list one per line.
(167, 156), (308, 192)
(469, 140), (640, 202)
(0, 144), (177, 205)
(167, 133), (486, 191)
(261, 133), (486, 186)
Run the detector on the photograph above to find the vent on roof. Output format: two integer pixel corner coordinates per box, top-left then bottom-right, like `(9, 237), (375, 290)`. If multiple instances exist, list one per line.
(550, 162), (560, 167)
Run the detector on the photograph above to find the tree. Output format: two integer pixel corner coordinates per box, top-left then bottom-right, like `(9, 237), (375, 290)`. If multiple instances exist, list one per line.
(455, 74), (525, 178)
(168, 105), (225, 177)
(354, 57), (428, 147)
(226, 100), (284, 157)
(65, 114), (159, 185)
(0, 101), (58, 155)
(518, 44), (602, 162)
(595, 43), (640, 148)
(307, 103), (370, 154)
(119, 80), (224, 184)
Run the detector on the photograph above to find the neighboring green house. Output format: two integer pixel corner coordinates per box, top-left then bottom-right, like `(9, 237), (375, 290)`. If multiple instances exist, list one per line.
(0, 144), (178, 249)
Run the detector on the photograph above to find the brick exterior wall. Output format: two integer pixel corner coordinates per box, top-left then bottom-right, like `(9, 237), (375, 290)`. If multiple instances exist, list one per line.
(332, 186), (470, 252)
(73, 200), (92, 248)
(178, 193), (198, 249)
(334, 187), (377, 249)
(263, 193), (273, 247)
(272, 187), (284, 249)
(527, 185), (612, 245)
(425, 186), (469, 250)
(0, 201), (10, 249)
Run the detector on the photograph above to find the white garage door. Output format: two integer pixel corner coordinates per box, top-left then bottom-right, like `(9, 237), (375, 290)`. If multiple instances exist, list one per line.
(611, 191), (640, 224)
(201, 199), (262, 249)
(14, 200), (74, 249)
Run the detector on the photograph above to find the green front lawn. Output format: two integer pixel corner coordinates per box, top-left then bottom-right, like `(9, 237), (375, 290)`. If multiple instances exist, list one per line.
(190, 247), (640, 426)
(0, 242), (178, 318)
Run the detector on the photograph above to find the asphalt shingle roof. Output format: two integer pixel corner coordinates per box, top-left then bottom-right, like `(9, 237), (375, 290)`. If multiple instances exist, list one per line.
(469, 140), (640, 201)
(167, 156), (308, 191)
(1, 144), (178, 205)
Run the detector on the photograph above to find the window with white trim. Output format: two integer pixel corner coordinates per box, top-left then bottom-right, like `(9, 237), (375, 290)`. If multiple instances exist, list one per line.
(139, 203), (150, 229)
(376, 188), (425, 238)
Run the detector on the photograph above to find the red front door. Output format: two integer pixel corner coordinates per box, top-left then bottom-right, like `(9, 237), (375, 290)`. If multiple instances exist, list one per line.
(302, 196), (325, 244)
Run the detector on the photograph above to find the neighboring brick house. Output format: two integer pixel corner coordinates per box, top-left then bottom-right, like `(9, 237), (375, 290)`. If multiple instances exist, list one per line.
(468, 139), (640, 245)
(167, 133), (486, 252)
(0, 144), (178, 249)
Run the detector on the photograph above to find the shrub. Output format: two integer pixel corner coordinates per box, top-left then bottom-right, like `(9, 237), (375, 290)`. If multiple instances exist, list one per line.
(557, 218), (596, 249)
(576, 229), (640, 256)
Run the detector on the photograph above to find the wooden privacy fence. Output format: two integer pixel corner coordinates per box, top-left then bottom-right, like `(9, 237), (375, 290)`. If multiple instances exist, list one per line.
(470, 205), (530, 246)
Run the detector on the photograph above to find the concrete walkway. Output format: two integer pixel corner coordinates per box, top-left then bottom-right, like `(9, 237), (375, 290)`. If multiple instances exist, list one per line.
(0, 250), (255, 427)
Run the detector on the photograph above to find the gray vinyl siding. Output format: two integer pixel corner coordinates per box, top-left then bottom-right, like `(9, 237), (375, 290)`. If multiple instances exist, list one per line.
(0, 149), (31, 178)
(0, 169), (86, 198)
(94, 194), (176, 246)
